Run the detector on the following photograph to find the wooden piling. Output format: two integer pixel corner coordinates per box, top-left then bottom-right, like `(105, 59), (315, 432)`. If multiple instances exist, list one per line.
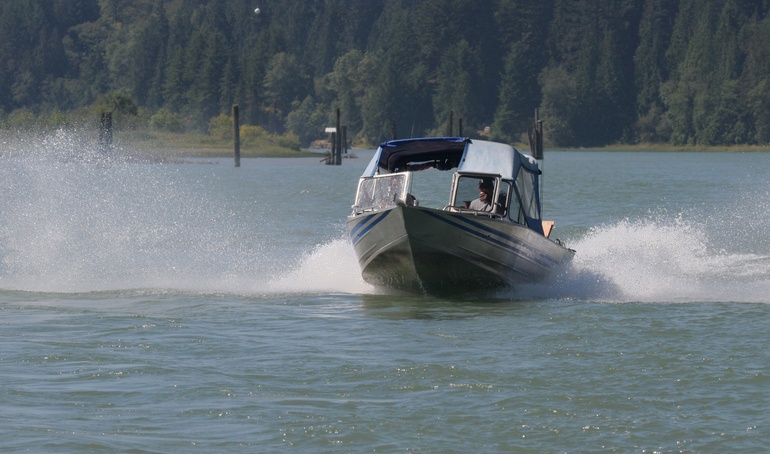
(99, 111), (112, 153)
(233, 104), (241, 167)
(529, 108), (544, 160)
(335, 108), (342, 165)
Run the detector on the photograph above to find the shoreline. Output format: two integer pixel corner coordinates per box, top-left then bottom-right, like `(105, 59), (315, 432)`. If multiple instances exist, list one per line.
(5, 127), (767, 157)
(558, 144), (770, 152)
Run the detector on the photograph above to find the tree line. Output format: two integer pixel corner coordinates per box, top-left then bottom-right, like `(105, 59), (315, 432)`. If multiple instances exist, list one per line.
(1, 0), (769, 147)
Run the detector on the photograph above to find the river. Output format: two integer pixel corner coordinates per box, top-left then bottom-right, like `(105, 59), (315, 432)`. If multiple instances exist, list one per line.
(2, 133), (769, 451)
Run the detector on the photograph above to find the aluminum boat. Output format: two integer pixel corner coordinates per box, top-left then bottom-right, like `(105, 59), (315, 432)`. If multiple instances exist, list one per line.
(347, 137), (574, 294)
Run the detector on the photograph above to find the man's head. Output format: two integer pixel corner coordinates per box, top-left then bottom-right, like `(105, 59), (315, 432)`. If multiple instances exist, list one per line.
(478, 178), (494, 202)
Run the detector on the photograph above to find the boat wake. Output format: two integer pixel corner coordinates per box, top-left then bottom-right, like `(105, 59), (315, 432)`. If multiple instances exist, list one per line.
(514, 214), (770, 303)
(3, 186), (768, 300)
(264, 238), (373, 295)
(279, 211), (770, 303)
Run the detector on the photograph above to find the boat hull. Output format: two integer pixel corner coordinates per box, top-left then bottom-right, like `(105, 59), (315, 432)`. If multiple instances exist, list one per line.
(347, 205), (574, 294)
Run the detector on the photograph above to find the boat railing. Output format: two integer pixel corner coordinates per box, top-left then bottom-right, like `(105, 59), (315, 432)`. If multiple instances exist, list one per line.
(444, 205), (507, 220)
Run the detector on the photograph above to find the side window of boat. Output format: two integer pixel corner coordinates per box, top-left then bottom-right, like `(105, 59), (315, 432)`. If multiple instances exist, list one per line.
(454, 176), (483, 209)
(515, 167), (540, 221)
(497, 181), (512, 218)
(376, 175), (404, 208)
(506, 180), (525, 223)
(355, 178), (378, 211)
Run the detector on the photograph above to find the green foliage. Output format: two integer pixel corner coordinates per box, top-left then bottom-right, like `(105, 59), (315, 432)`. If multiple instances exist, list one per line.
(4, 108), (37, 129)
(269, 131), (301, 151)
(286, 96), (327, 146)
(326, 50), (366, 133)
(263, 52), (309, 117)
(433, 40), (483, 134)
(208, 114), (232, 139)
(539, 66), (579, 146)
(150, 108), (183, 132)
(634, 0), (675, 121)
(635, 105), (671, 143)
(240, 125), (268, 142)
(94, 92), (139, 116)
(748, 79), (770, 144)
(2, 0), (770, 146)
(493, 42), (540, 141)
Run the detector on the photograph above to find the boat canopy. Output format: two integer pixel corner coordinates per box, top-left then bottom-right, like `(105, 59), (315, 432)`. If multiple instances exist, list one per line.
(361, 137), (540, 181)
(358, 137), (546, 234)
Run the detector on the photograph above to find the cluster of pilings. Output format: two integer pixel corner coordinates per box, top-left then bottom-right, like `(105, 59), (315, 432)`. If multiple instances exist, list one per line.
(232, 104), (349, 167)
(102, 105), (502, 167)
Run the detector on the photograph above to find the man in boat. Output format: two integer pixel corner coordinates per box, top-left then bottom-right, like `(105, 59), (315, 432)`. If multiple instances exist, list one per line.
(469, 178), (495, 212)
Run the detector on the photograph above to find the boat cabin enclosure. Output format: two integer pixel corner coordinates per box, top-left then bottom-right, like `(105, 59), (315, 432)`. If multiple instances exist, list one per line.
(352, 137), (545, 235)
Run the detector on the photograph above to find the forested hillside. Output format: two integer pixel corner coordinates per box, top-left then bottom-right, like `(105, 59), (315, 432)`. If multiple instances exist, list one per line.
(1, 0), (769, 147)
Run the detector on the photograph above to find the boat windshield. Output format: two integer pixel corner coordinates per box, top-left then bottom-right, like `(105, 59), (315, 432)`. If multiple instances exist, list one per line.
(450, 174), (512, 218)
(352, 172), (413, 213)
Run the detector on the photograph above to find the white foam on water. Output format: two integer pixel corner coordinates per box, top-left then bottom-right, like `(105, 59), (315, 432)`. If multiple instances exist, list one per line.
(2, 132), (251, 293)
(264, 238), (373, 295)
(515, 214), (770, 303)
(0, 130), (372, 295)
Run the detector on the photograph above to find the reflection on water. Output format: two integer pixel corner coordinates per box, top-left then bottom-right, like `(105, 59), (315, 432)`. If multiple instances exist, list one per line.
(358, 293), (541, 320)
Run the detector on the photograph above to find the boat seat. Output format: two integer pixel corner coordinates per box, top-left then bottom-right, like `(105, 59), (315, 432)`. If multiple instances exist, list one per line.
(542, 220), (555, 238)
(406, 193), (418, 206)
(496, 194), (507, 217)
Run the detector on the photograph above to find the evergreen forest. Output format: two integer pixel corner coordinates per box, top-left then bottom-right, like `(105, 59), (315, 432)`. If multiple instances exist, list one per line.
(1, 0), (770, 148)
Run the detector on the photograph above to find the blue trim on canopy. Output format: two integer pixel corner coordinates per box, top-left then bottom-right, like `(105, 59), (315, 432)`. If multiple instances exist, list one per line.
(363, 137), (468, 176)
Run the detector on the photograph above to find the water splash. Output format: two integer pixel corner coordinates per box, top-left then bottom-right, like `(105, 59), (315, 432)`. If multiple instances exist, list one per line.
(2, 131), (262, 293)
(265, 238), (373, 294)
(0, 129), (373, 295)
(518, 214), (770, 303)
